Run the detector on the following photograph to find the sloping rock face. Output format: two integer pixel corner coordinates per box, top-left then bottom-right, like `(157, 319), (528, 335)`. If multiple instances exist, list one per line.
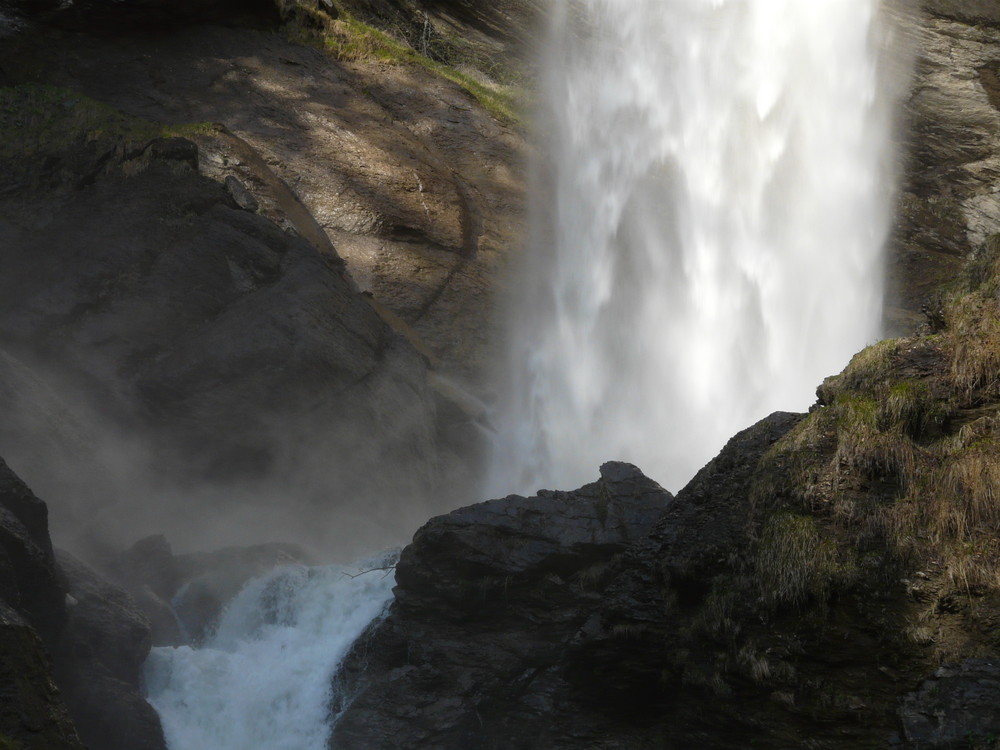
(330, 462), (672, 750)
(0, 2), (528, 383)
(0, 86), (444, 554)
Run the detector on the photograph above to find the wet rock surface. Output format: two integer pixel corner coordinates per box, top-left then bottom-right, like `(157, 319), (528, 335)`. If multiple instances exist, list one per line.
(888, 6), (1000, 333)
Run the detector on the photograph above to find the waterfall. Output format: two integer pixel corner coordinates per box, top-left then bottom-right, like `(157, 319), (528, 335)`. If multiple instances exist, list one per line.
(488, 0), (903, 495)
(144, 552), (397, 750)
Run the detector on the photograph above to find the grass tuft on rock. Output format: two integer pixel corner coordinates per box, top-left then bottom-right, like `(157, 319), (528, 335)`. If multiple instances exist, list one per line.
(280, 0), (524, 125)
(749, 233), (1000, 630)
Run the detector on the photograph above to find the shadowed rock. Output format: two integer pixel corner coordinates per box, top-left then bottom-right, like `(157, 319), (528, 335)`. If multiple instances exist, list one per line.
(54, 551), (167, 750)
(330, 461), (672, 750)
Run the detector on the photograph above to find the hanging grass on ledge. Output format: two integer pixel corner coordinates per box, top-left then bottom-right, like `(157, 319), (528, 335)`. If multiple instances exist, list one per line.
(281, 2), (524, 125)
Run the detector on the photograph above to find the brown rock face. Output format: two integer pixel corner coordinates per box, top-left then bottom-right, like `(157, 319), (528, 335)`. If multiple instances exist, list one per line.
(0, 12), (527, 381)
(0, 84), (452, 554)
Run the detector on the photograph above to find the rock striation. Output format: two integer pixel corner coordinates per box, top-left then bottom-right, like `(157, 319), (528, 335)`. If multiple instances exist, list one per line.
(888, 3), (1000, 332)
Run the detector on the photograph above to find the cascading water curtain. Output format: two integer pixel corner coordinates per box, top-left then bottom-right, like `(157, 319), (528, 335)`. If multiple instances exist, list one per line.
(488, 0), (906, 496)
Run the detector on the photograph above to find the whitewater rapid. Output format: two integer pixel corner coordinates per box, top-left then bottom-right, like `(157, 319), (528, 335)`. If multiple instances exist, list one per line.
(488, 0), (904, 496)
(144, 552), (397, 750)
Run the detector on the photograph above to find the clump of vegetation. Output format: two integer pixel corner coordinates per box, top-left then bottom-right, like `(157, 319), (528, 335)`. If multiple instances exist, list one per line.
(279, 0), (524, 124)
(0, 84), (218, 163)
(753, 513), (855, 609)
(751, 232), (1000, 621)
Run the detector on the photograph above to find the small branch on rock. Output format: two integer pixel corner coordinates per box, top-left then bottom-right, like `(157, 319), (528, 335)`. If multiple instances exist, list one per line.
(342, 564), (397, 580)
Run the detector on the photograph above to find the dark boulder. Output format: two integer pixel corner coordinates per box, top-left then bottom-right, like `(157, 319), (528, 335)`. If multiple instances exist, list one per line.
(0, 88), (444, 556)
(330, 461), (672, 750)
(54, 550), (166, 750)
(0, 456), (65, 643)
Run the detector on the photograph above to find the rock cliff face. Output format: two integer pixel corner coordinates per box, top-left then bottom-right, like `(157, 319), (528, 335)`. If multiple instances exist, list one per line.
(331, 397), (1000, 749)
(0, 84), (448, 553)
(0, 457), (81, 750)
(0, 457), (165, 750)
(888, 2), (1000, 332)
(1, 1), (1000, 749)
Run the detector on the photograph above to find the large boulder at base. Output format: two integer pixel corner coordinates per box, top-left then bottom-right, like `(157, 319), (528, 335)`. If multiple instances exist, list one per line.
(329, 461), (672, 750)
(54, 551), (166, 750)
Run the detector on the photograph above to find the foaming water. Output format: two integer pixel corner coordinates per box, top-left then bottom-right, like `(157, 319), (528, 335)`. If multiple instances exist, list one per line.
(488, 0), (906, 495)
(144, 552), (397, 750)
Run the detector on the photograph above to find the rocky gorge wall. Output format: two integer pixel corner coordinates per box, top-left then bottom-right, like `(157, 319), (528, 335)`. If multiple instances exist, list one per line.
(1, 0), (1000, 749)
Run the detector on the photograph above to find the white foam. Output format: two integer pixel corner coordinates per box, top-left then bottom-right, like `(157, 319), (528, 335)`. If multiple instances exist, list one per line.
(145, 553), (397, 750)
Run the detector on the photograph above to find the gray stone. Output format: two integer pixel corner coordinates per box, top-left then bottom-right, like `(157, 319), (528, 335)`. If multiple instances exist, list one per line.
(900, 660), (1000, 748)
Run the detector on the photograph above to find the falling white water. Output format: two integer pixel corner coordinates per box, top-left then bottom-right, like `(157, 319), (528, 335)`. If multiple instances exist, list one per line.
(144, 552), (397, 750)
(488, 0), (905, 495)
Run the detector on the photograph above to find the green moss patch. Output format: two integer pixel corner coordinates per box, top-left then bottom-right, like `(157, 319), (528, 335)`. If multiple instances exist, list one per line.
(0, 83), (219, 162)
(281, 1), (524, 125)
